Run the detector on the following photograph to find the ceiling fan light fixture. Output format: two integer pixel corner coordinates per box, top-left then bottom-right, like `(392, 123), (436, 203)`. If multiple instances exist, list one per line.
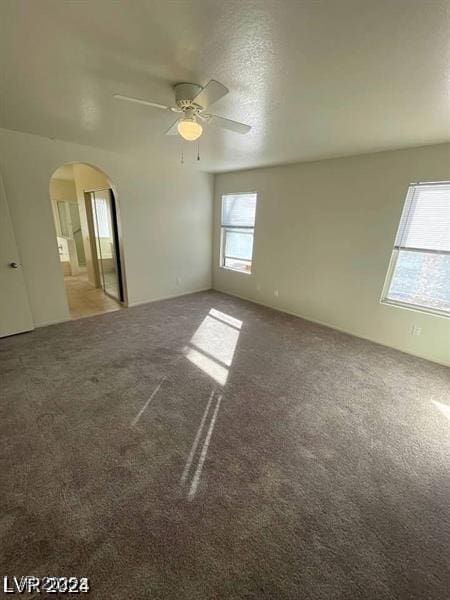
(114, 80), (251, 140)
(177, 117), (203, 141)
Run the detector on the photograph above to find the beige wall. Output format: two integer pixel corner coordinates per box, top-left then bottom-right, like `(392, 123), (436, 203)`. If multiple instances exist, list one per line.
(213, 143), (450, 366)
(49, 177), (80, 277)
(0, 127), (213, 327)
(49, 177), (77, 202)
(49, 167), (110, 287)
(72, 164), (110, 287)
(49, 177), (77, 236)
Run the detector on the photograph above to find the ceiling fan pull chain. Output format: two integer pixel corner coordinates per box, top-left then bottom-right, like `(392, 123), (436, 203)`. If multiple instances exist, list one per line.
(197, 140), (200, 161)
(180, 143), (184, 165)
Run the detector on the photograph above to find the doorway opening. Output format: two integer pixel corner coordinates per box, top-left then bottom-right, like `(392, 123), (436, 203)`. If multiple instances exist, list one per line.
(49, 163), (126, 320)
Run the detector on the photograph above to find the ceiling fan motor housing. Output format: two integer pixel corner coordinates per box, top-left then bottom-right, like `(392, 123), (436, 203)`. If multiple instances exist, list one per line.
(174, 82), (203, 111)
(114, 80), (250, 136)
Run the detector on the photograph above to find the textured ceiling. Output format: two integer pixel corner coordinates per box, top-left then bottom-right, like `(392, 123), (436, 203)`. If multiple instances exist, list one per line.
(1, 0), (449, 172)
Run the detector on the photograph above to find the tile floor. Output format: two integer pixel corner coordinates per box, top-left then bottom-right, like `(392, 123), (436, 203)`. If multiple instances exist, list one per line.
(64, 273), (121, 319)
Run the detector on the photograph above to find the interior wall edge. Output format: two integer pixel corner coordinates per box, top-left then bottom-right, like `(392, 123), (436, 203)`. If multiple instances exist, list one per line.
(212, 142), (450, 366)
(0, 126), (213, 326)
(213, 287), (450, 368)
(34, 316), (71, 329)
(127, 286), (213, 308)
(213, 140), (450, 178)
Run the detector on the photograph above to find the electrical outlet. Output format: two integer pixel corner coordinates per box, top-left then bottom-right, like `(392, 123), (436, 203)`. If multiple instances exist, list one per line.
(411, 325), (422, 336)
(274, 289), (279, 298)
(176, 276), (181, 286)
(256, 283), (261, 291)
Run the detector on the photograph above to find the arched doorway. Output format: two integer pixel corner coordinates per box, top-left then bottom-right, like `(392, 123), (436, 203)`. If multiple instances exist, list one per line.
(49, 162), (126, 319)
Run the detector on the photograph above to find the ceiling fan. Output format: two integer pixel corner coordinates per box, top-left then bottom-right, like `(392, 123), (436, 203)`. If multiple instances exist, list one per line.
(114, 80), (251, 141)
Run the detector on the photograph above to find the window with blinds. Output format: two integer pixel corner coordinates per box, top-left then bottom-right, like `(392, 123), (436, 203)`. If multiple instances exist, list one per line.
(382, 182), (450, 316)
(220, 193), (257, 273)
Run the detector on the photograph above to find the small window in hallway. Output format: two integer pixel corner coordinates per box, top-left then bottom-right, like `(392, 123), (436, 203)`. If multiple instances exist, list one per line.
(381, 182), (450, 316)
(220, 193), (257, 273)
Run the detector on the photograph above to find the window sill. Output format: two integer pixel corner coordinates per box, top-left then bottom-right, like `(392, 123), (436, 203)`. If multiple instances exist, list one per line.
(219, 266), (252, 276)
(380, 298), (450, 319)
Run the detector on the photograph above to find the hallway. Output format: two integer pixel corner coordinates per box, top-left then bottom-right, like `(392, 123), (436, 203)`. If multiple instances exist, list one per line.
(64, 273), (121, 320)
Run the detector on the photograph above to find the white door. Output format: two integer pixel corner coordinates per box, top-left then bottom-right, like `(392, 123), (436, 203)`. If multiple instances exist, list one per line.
(0, 172), (34, 337)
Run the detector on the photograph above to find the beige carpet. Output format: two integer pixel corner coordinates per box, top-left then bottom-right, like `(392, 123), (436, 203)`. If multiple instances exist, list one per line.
(1, 291), (449, 599)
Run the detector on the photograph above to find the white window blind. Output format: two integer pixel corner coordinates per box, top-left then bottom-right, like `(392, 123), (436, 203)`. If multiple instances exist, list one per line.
(395, 183), (450, 252)
(220, 193), (257, 273)
(221, 194), (257, 227)
(382, 182), (450, 316)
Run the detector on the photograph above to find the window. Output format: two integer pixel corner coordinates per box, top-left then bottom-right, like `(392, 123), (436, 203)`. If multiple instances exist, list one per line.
(220, 193), (257, 273)
(91, 195), (111, 238)
(382, 182), (450, 316)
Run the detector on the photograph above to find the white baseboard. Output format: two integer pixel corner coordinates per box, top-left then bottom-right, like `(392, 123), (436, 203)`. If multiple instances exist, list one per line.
(35, 316), (70, 328)
(33, 288), (212, 328)
(128, 287), (212, 308)
(213, 287), (450, 368)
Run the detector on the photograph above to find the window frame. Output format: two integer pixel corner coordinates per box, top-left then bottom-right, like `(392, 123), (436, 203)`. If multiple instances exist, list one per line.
(220, 192), (257, 275)
(380, 181), (450, 318)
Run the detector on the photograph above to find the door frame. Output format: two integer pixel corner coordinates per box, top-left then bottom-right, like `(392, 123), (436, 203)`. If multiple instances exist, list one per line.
(84, 191), (102, 289)
(0, 171), (34, 337)
(84, 188), (127, 304)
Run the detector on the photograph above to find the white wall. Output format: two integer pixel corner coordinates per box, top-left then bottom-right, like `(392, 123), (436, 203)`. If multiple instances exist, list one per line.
(2, 125), (448, 367)
(213, 143), (450, 366)
(0, 127), (213, 327)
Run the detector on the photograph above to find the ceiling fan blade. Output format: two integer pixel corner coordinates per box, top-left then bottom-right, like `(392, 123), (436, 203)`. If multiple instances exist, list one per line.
(204, 114), (251, 134)
(192, 80), (229, 109)
(114, 94), (170, 111)
(165, 119), (180, 135)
